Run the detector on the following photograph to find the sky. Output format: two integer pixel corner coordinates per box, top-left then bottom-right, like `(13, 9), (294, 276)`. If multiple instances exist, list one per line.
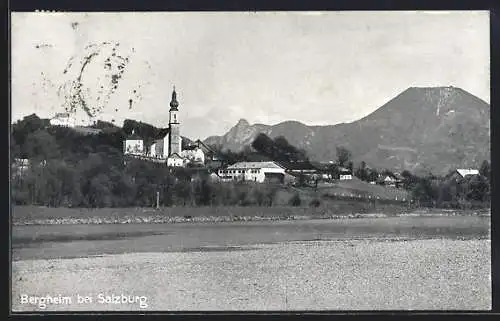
(11, 11), (490, 140)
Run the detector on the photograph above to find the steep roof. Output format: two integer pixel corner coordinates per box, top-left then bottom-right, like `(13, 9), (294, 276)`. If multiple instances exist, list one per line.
(53, 112), (70, 118)
(126, 133), (143, 140)
(278, 161), (318, 171)
(456, 169), (479, 178)
(154, 128), (170, 140)
(228, 161), (284, 170)
(168, 153), (184, 159)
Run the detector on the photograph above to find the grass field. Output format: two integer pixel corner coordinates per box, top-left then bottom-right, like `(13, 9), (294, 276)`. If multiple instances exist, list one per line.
(317, 177), (411, 200)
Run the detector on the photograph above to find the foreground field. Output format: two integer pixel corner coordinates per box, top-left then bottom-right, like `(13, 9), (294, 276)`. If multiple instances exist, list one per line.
(12, 239), (490, 311)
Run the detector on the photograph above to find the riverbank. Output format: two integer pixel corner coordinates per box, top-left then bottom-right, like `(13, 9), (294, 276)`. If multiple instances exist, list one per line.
(12, 205), (490, 226)
(12, 238), (491, 311)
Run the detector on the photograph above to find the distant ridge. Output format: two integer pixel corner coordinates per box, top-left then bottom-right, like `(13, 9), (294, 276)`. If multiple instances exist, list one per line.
(204, 86), (490, 175)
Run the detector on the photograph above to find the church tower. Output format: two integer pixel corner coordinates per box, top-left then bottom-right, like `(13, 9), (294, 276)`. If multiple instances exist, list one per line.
(168, 86), (181, 156)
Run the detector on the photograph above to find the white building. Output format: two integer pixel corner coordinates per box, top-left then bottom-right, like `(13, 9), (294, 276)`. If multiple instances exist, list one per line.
(456, 169), (480, 178)
(218, 161), (286, 183)
(339, 174), (353, 180)
(123, 130), (144, 155)
(338, 167), (352, 180)
(50, 112), (75, 127)
(167, 153), (187, 167)
(181, 147), (205, 165)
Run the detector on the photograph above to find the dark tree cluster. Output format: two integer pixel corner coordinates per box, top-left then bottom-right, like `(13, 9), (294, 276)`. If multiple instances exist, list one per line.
(10, 115), (295, 208)
(251, 134), (308, 162)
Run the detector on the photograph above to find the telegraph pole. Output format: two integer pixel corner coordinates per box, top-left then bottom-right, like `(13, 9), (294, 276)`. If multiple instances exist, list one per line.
(156, 191), (160, 209)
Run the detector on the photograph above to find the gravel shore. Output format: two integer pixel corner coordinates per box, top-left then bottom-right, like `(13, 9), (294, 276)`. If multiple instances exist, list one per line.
(12, 238), (490, 311)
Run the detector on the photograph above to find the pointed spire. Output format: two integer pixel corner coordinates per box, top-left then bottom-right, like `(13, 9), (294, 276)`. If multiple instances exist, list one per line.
(170, 85), (179, 110)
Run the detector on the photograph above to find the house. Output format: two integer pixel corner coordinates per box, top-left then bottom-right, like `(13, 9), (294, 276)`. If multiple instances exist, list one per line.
(11, 158), (30, 177)
(383, 175), (397, 187)
(338, 167), (353, 180)
(218, 161), (286, 183)
(180, 146), (205, 165)
(123, 130), (144, 155)
(50, 112), (75, 128)
(456, 169), (480, 178)
(167, 153), (187, 167)
(209, 172), (221, 183)
(379, 173), (402, 187)
(446, 168), (480, 182)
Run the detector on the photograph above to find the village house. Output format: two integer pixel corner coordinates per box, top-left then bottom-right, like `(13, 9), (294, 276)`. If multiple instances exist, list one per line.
(446, 168), (480, 182)
(50, 112), (75, 128)
(378, 172), (403, 188)
(11, 158), (30, 177)
(123, 129), (144, 155)
(218, 161), (288, 183)
(338, 167), (353, 180)
(166, 153), (187, 167)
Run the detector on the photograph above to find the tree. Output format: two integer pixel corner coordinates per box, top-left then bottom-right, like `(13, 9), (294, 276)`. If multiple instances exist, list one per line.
(366, 168), (379, 183)
(466, 174), (490, 202)
(298, 173), (308, 187)
(174, 180), (192, 206)
(266, 186), (279, 206)
(252, 186), (266, 206)
(401, 170), (417, 190)
(479, 160), (490, 181)
(252, 133), (275, 157)
(10, 133), (22, 171)
(327, 163), (340, 180)
(289, 192), (302, 206)
(410, 175), (438, 206)
(336, 147), (351, 167)
(355, 161), (368, 181)
(24, 129), (60, 161)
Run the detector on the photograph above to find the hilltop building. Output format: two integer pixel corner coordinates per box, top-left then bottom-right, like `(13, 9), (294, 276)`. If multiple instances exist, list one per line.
(123, 129), (144, 155)
(50, 112), (75, 128)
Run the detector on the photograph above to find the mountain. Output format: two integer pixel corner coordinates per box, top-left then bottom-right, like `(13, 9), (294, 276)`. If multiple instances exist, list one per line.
(204, 87), (490, 175)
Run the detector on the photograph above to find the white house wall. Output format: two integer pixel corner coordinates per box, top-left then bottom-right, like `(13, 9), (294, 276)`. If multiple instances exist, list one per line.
(149, 143), (157, 157)
(167, 157), (184, 167)
(164, 136), (170, 158)
(124, 139), (144, 154)
(219, 166), (285, 183)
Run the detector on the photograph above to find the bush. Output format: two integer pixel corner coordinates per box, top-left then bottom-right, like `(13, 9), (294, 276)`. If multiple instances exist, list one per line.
(309, 198), (321, 207)
(289, 193), (302, 206)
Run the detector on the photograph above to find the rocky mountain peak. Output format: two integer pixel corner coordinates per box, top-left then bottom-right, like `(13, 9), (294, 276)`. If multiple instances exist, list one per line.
(236, 118), (250, 127)
(204, 87), (489, 175)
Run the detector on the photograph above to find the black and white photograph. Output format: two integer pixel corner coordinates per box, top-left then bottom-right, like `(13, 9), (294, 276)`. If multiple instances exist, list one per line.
(10, 11), (491, 311)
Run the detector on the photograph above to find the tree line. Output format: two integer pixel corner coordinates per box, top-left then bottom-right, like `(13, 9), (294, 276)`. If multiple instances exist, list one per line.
(10, 115), (289, 208)
(11, 114), (490, 209)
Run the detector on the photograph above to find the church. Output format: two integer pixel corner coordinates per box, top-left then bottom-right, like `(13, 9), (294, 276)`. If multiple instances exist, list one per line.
(123, 87), (206, 167)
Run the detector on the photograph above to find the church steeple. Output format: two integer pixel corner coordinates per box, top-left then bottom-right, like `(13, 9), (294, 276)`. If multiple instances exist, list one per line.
(168, 85), (181, 157)
(169, 86), (179, 111)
